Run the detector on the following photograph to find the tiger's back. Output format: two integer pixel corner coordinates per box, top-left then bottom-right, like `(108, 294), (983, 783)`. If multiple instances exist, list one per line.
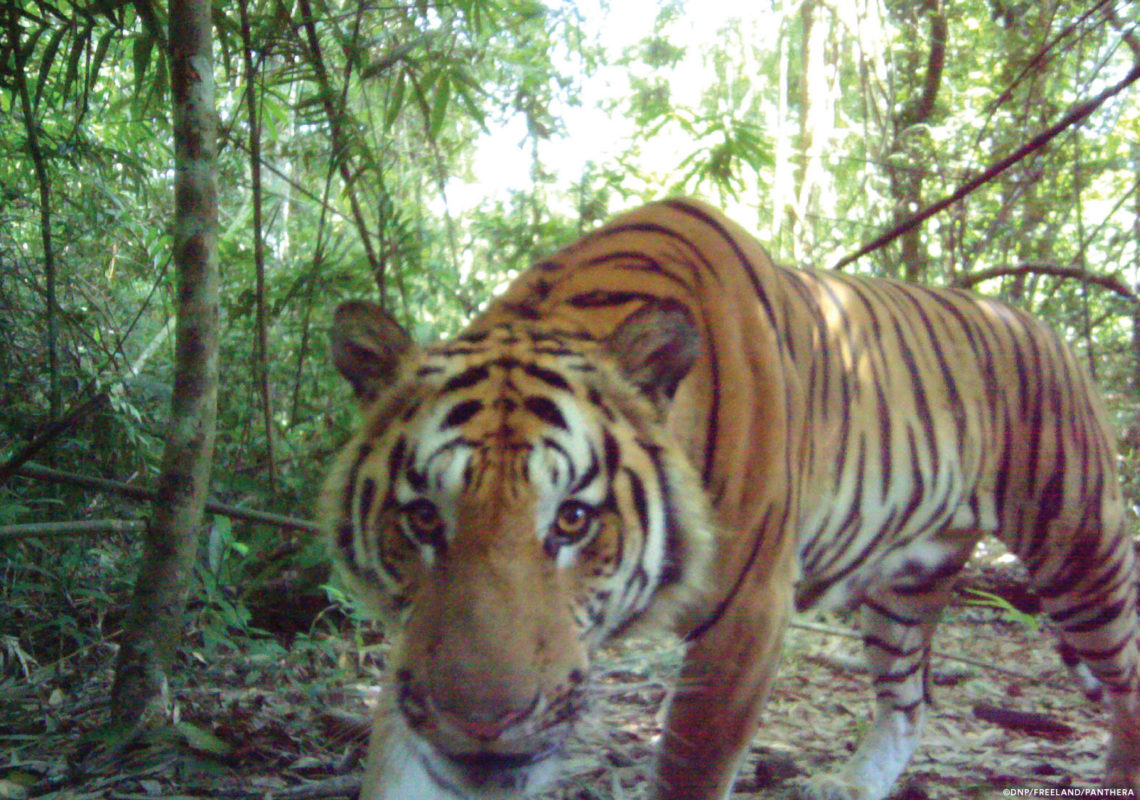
(324, 198), (1140, 800)
(779, 268), (1126, 613)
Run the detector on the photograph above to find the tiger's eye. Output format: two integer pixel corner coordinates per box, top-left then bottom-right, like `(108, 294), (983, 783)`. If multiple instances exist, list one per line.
(402, 500), (445, 547)
(548, 501), (597, 552)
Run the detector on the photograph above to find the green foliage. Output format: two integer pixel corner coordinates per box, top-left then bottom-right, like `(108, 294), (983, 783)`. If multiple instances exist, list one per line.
(962, 588), (1042, 633)
(0, 532), (139, 667)
(670, 115), (772, 198)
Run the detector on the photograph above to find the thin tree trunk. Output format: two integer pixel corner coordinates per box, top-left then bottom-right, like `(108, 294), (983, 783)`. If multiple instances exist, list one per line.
(793, 0), (828, 263)
(6, 4), (60, 420)
(771, 0), (793, 254)
(239, 0), (277, 489)
(294, 0), (386, 302)
(887, 0), (945, 283)
(111, 0), (219, 725)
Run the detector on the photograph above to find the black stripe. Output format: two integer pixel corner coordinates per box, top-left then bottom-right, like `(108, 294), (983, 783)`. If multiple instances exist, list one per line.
(890, 313), (939, 459)
(568, 289), (661, 308)
(524, 396), (567, 429)
(874, 658), (925, 684)
(358, 478), (377, 532)
(625, 467), (650, 538)
(343, 442), (375, 520)
(893, 557), (964, 596)
(569, 446), (599, 493)
(1025, 470), (1064, 569)
(873, 378), (893, 499)
(602, 430), (621, 475)
(523, 362), (572, 391)
(442, 365), (490, 392)
(898, 427), (926, 523)
(686, 504), (779, 641)
(386, 436), (406, 475)
(540, 436), (575, 487)
(863, 635), (923, 659)
(1070, 637), (1130, 664)
(663, 199), (779, 328)
(1062, 597), (1130, 635)
(863, 597), (921, 626)
(442, 399), (483, 428)
(336, 521), (354, 554)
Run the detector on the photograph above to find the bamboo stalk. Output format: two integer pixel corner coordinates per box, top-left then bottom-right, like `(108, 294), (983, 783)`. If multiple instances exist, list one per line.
(15, 462), (320, 533)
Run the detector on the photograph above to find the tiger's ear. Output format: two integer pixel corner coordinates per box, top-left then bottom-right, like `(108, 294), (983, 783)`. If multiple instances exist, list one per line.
(603, 299), (700, 410)
(331, 300), (416, 401)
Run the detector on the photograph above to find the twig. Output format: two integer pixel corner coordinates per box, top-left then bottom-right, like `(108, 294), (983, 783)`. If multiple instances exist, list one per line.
(0, 519), (146, 540)
(15, 462), (321, 534)
(951, 262), (1138, 303)
(790, 619), (1068, 688)
(202, 775), (361, 799)
(973, 704), (1075, 738)
(0, 392), (106, 487)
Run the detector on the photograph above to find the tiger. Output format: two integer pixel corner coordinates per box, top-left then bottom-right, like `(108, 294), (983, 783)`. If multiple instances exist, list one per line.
(320, 198), (1140, 800)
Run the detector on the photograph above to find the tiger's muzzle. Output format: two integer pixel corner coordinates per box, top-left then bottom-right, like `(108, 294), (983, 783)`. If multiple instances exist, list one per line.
(397, 669), (585, 795)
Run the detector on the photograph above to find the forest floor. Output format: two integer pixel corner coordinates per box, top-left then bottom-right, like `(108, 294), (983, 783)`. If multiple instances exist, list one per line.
(0, 561), (1118, 800)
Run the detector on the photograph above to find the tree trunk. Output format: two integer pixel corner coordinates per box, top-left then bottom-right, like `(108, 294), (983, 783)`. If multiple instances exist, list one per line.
(887, 0), (945, 283)
(792, 0), (836, 264)
(239, 0), (277, 489)
(111, 0), (219, 725)
(771, 0), (794, 255)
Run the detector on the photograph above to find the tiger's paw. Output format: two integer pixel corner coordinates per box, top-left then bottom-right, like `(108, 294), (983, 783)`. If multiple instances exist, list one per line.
(791, 774), (877, 800)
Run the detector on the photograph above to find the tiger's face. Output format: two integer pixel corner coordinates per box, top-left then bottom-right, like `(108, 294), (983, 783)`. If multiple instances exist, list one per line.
(321, 300), (713, 797)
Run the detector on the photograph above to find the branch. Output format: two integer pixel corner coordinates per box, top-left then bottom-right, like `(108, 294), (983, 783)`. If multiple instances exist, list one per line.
(951, 263), (1138, 304)
(0, 391), (106, 487)
(833, 60), (1140, 270)
(15, 462), (320, 533)
(0, 519), (147, 541)
(294, 0), (386, 303)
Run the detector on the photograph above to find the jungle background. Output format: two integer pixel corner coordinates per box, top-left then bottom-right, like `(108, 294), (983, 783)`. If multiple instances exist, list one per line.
(3, 0), (1140, 797)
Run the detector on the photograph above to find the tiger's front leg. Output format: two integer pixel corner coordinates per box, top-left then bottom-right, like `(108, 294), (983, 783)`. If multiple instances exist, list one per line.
(795, 547), (973, 800)
(654, 570), (793, 800)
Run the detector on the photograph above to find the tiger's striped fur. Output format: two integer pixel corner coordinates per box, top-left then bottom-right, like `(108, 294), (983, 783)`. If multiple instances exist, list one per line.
(322, 199), (1140, 800)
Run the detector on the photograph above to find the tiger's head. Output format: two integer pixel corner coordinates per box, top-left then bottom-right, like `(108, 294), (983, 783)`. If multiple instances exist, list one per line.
(320, 298), (713, 797)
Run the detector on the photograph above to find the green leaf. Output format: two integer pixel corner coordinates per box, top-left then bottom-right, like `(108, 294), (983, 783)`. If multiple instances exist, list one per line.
(429, 76), (451, 140)
(174, 721), (234, 756)
(63, 21), (95, 100)
(132, 33), (154, 96)
(962, 588), (1041, 632)
(88, 28), (116, 94)
(385, 71), (407, 129)
(452, 77), (487, 130)
(35, 23), (70, 109)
